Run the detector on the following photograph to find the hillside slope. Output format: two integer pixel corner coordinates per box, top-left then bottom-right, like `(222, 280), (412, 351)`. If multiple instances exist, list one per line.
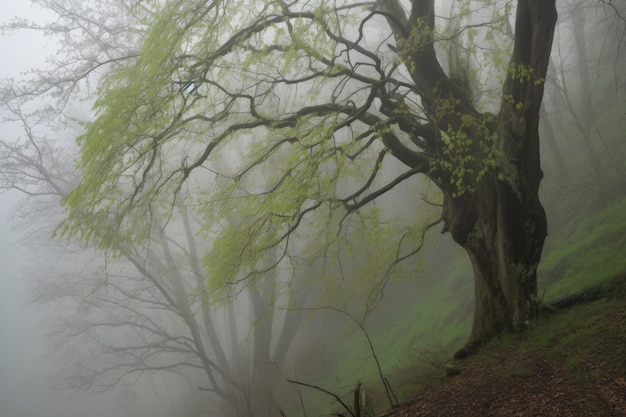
(380, 275), (626, 417)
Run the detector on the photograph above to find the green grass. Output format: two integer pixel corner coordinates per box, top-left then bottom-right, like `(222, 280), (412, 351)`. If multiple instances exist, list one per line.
(477, 277), (626, 381)
(296, 244), (472, 415)
(539, 195), (626, 301)
(312, 181), (626, 408)
(316, 190), (626, 413)
(307, 274), (626, 417)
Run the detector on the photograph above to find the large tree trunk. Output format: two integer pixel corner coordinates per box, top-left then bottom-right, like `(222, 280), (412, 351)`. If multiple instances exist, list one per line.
(441, 0), (555, 349)
(443, 170), (547, 347)
(362, 0), (556, 348)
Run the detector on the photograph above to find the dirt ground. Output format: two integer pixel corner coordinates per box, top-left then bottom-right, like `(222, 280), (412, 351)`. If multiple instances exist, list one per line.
(379, 300), (626, 417)
(380, 355), (626, 416)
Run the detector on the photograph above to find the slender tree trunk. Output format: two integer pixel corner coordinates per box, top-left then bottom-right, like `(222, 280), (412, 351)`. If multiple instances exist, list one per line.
(271, 289), (310, 365)
(247, 248), (279, 416)
(571, 12), (594, 130)
(540, 107), (569, 180)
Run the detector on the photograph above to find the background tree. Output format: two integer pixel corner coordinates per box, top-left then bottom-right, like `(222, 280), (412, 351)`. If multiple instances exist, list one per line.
(3, 2), (365, 415)
(541, 0), (626, 190)
(0, 98), (322, 417)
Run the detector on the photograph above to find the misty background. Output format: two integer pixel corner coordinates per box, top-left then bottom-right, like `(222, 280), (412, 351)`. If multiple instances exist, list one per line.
(0, 2), (55, 416)
(1, 1), (624, 417)
(0, 3), (120, 416)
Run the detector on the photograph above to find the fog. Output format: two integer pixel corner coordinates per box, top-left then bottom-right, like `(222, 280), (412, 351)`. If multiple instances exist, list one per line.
(0, 189), (124, 417)
(1, 1), (624, 417)
(0, 4), (128, 416)
(0, 3), (62, 416)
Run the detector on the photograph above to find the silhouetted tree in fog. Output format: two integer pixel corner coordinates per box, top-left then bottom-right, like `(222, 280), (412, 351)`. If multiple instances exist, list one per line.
(540, 0), (626, 197)
(0, 101), (313, 417)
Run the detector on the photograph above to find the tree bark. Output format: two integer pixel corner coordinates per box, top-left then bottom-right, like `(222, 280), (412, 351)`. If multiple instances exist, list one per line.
(443, 171), (547, 347)
(440, 0), (556, 347)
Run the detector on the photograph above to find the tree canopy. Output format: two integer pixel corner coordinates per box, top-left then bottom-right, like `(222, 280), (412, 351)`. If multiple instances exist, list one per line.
(62, 1), (437, 297)
(58, 0), (558, 343)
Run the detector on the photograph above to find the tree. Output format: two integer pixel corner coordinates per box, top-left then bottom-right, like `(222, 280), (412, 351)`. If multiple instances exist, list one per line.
(57, 0), (557, 348)
(541, 0), (626, 188)
(4, 2), (388, 415)
(0, 99), (321, 416)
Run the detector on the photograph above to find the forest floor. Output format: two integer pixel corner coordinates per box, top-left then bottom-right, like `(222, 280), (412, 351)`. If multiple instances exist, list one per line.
(379, 275), (626, 417)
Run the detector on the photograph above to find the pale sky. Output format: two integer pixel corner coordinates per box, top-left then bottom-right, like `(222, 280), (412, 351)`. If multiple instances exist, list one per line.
(0, 3), (119, 416)
(0, 2), (53, 415)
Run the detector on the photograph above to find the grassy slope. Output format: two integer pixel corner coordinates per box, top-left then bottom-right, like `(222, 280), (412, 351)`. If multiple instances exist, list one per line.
(315, 273), (626, 417)
(480, 274), (626, 380)
(376, 278), (626, 417)
(539, 195), (626, 301)
(312, 178), (626, 416)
